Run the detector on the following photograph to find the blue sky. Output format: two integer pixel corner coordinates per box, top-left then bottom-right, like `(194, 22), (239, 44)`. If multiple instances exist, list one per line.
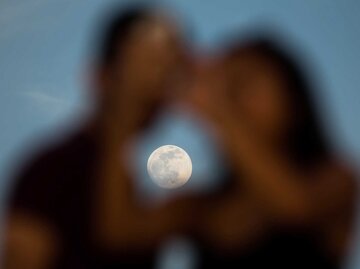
(0, 0), (359, 267)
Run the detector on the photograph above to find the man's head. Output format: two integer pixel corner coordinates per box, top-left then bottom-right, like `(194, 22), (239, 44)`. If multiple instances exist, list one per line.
(92, 5), (189, 129)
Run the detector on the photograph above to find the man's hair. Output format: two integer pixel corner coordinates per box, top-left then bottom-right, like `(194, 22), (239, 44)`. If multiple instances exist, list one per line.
(94, 4), (155, 66)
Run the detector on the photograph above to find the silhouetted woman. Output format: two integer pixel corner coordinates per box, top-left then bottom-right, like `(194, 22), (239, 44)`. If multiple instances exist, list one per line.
(192, 35), (357, 269)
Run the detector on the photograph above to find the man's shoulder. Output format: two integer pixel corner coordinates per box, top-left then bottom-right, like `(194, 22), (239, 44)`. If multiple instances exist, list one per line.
(6, 128), (93, 223)
(12, 128), (94, 185)
(8, 128), (96, 209)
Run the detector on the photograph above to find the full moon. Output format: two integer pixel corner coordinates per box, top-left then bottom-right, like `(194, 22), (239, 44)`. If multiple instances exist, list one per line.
(147, 145), (192, 189)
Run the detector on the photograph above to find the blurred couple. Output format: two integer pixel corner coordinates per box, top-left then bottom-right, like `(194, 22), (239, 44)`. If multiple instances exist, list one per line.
(4, 5), (357, 269)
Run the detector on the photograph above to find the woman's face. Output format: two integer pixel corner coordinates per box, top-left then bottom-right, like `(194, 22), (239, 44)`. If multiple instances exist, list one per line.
(225, 51), (292, 141)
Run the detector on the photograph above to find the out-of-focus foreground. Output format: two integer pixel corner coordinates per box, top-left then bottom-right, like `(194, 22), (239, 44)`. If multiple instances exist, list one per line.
(0, 1), (359, 269)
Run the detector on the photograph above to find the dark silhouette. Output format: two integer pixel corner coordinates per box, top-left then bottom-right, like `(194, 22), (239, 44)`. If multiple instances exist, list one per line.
(190, 35), (357, 269)
(4, 5), (193, 269)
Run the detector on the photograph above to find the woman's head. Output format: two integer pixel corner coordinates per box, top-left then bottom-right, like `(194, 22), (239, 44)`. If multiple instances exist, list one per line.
(222, 37), (329, 163)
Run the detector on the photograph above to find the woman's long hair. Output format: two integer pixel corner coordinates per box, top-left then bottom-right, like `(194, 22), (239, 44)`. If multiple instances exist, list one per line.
(225, 35), (331, 167)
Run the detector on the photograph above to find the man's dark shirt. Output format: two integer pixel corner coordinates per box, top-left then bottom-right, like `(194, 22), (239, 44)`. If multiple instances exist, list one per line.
(8, 129), (155, 268)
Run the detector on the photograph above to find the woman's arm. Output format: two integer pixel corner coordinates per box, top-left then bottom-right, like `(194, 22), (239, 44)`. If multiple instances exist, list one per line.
(197, 190), (270, 253)
(221, 120), (357, 228)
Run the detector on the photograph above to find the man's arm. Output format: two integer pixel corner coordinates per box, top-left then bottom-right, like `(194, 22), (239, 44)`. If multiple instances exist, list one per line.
(3, 211), (60, 269)
(92, 128), (195, 252)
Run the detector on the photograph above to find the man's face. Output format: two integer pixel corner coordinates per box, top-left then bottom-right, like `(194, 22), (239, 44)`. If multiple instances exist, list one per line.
(107, 18), (187, 120)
